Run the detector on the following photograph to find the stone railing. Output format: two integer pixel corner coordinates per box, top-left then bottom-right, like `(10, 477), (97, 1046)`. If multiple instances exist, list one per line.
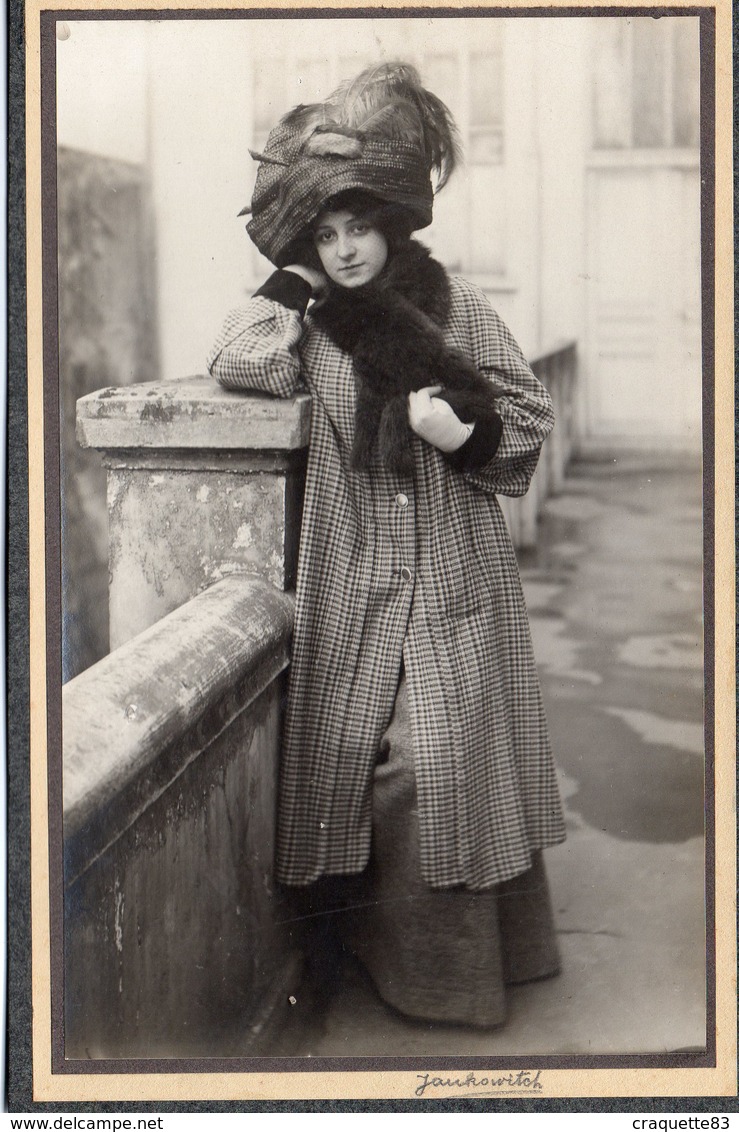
(67, 339), (576, 1056)
(68, 380), (310, 1058)
(63, 576), (296, 1058)
(497, 339), (578, 548)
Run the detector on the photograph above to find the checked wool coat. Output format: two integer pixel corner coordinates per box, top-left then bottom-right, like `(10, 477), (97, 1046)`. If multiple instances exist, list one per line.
(208, 267), (566, 890)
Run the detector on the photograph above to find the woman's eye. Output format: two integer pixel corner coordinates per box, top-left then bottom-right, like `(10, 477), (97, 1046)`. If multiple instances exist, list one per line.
(316, 231), (334, 244)
(350, 223), (370, 235)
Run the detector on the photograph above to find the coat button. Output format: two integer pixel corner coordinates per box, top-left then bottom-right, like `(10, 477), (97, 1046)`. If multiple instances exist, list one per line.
(400, 566), (412, 582)
(395, 493), (409, 509)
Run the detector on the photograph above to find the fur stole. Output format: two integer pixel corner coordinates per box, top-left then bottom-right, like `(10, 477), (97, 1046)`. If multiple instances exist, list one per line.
(310, 241), (504, 474)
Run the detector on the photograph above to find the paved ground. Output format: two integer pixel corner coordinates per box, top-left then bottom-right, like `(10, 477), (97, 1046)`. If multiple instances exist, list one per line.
(271, 459), (706, 1057)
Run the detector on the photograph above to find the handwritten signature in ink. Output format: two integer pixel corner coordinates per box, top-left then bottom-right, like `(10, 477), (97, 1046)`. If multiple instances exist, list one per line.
(415, 1069), (544, 1098)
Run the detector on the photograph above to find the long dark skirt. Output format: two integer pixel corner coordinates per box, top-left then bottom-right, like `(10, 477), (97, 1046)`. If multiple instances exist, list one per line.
(290, 678), (561, 1028)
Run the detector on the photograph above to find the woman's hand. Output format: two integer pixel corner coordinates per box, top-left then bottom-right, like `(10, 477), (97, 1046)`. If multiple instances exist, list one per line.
(408, 386), (474, 453)
(283, 264), (329, 300)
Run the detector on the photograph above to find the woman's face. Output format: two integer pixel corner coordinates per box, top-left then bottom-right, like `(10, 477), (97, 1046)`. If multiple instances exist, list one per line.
(313, 210), (388, 288)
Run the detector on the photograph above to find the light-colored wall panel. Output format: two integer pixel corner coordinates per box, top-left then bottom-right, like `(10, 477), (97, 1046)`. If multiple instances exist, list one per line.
(56, 21), (149, 163)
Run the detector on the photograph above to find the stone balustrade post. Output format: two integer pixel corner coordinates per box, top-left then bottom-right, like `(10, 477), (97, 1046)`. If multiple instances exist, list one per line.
(71, 376), (310, 1056)
(76, 376), (311, 649)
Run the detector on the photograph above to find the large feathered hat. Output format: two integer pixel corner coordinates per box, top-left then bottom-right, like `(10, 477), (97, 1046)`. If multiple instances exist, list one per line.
(241, 61), (460, 267)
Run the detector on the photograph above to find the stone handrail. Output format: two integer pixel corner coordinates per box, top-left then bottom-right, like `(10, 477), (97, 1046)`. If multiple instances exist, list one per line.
(63, 576), (298, 1058)
(76, 377), (311, 452)
(64, 575), (293, 882)
(498, 339), (578, 548)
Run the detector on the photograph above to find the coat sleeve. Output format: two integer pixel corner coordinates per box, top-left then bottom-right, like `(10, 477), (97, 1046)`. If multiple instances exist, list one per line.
(451, 278), (555, 498)
(207, 272), (313, 396)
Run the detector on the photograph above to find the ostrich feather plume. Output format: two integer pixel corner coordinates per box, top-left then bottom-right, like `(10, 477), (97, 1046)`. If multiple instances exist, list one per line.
(281, 61), (460, 190)
(244, 60), (461, 264)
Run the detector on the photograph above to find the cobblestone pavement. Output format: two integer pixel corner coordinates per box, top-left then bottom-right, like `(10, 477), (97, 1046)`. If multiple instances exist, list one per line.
(269, 460), (706, 1057)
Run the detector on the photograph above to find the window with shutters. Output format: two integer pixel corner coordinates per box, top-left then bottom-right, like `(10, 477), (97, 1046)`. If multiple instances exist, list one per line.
(468, 49), (504, 165)
(420, 34), (506, 275)
(592, 17), (700, 151)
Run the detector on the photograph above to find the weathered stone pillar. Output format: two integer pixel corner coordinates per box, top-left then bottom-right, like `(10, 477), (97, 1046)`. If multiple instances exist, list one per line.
(76, 376), (311, 649)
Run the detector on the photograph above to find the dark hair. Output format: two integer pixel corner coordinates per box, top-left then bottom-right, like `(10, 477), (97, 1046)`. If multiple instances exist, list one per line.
(280, 189), (416, 270)
(318, 190), (416, 250)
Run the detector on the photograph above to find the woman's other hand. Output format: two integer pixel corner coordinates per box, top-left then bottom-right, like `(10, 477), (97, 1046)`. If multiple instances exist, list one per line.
(408, 386), (474, 453)
(283, 264), (329, 299)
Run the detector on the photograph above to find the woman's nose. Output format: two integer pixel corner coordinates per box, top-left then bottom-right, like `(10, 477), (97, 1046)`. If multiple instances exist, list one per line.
(337, 233), (356, 260)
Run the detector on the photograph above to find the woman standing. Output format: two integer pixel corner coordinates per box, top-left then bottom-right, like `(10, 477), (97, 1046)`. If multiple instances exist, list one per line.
(208, 62), (565, 1028)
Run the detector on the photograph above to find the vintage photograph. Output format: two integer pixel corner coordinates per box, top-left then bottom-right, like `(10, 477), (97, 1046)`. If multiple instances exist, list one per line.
(39, 6), (721, 1091)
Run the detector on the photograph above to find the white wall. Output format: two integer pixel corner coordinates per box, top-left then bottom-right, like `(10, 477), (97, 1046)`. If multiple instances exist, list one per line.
(145, 21), (255, 381)
(535, 18), (590, 354)
(56, 20), (148, 163)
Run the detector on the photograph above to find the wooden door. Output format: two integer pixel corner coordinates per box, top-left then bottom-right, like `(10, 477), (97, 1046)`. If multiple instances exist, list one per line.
(585, 160), (702, 450)
(583, 15), (702, 452)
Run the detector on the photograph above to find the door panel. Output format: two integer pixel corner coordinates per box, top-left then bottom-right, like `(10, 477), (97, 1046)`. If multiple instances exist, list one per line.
(586, 165), (701, 448)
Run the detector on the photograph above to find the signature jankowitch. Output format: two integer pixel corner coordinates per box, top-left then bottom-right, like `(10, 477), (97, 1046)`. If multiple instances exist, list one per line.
(414, 1070), (544, 1098)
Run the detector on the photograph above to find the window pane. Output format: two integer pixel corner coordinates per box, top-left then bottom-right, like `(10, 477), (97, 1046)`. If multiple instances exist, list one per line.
(632, 18), (667, 147)
(673, 19), (700, 147)
(592, 20), (631, 148)
(470, 51), (503, 128)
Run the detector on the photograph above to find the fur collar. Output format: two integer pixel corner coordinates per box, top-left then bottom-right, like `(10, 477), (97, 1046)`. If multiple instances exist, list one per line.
(310, 241), (501, 474)
(310, 240), (451, 355)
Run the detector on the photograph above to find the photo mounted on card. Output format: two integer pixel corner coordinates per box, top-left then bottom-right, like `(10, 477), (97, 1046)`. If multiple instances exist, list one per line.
(23, 0), (735, 1105)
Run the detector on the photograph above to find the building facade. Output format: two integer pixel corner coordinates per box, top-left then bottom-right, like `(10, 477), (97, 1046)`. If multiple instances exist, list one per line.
(57, 14), (703, 453)
(55, 14), (703, 675)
